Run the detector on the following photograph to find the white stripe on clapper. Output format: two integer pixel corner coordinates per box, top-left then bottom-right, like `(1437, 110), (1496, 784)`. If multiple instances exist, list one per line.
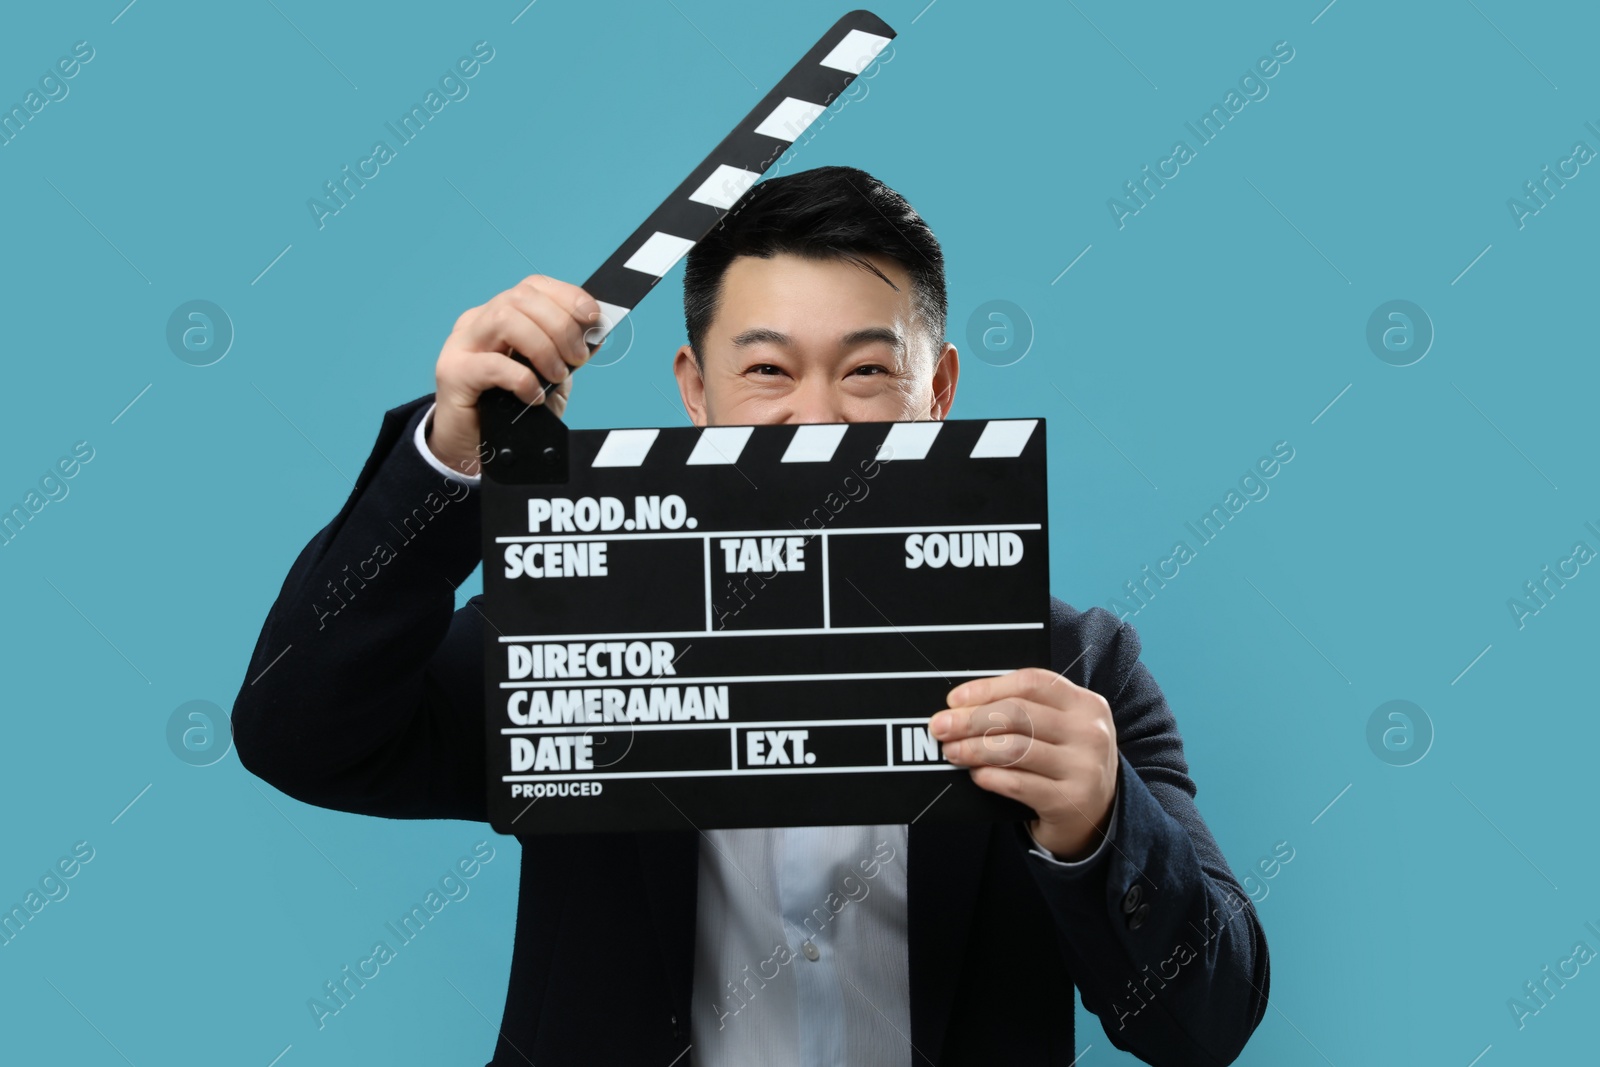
(623, 232), (697, 277)
(688, 164), (764, 210)
(592, 428), (659, 467)
(970, 419), (1037, 458)
(818, 29), (892, 74)
(781, 424), (848, 462)
(876, 421), (942, 461)
(754, 97), (827, 141)
(687, 426), (755, 464)
(587, 300), (631, 344)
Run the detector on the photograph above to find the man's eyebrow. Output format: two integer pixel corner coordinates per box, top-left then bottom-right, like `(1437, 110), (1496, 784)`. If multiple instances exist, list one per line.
(728, 325), (904, 352)
(730, 327), (791, 348)
(839, 326), (904, 352)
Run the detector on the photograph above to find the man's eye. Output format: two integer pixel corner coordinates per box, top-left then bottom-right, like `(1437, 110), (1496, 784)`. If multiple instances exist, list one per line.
(748, 364), (784, 376)
(852, 365), (887, 376)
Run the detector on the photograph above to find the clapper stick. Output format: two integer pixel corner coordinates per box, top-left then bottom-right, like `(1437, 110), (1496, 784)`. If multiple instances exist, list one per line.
(479, 9), (897, 484)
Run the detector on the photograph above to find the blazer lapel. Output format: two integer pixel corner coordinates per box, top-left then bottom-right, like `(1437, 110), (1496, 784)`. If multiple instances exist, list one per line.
(636, 830), (700, 1039)
(908, 820), (992, 1066)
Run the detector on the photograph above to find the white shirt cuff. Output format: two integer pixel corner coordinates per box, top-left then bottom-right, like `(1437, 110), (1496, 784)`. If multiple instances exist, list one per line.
(415, 401), (482, 486)
(1025, 798), (1119, 868)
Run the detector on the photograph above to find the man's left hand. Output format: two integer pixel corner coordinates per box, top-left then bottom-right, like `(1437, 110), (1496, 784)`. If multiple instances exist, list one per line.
(929, 668), (1119, 863)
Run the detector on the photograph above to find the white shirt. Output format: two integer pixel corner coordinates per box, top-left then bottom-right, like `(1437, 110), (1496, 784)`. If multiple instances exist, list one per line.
(414, 402), (1117, 1065)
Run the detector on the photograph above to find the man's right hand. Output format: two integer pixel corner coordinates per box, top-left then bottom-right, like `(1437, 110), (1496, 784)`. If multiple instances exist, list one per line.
(428, 274), (603, 477)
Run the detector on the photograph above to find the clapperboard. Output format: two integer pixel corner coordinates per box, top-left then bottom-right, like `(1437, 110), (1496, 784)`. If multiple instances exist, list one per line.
(475, 11), (1051, 833)
(479, 418), (1050, 834)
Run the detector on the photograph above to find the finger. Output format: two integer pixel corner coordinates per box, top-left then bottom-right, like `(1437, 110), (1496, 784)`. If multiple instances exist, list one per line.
(543, 374), (574, 418)
(969, 764), (1081, 816)
(946, 667), (1083, 710)
(445, 348), (551, 409)
(515, 274), (602, 331)
(970, 766), (1114, 838)
(460, 302), (573, 388)
(964, 765), (1052, 816)
(500, 286), (595, 372)
(942, 728), (1060, 773)
(930, 697), (1068, 747)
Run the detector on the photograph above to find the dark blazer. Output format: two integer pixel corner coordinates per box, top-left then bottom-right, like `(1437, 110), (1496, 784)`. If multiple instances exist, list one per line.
(231, 393), (1270, 1066)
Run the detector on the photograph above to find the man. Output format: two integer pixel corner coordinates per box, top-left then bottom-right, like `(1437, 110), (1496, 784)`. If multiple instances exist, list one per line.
(232, 165), (1269, 1065)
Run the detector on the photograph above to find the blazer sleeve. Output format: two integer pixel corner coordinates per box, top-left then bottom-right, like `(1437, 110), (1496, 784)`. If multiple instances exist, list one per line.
(1020, 601), (1271, 1066)
(228, 393), (490, 823)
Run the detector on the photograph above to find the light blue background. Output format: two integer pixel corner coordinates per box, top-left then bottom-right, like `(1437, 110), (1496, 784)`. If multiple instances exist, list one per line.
(2, 1), (1595, 1063)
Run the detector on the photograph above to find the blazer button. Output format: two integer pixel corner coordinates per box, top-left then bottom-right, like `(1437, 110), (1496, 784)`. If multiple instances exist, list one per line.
(1128, 902), (1151, 930)
(1121, 884), (1142, 914)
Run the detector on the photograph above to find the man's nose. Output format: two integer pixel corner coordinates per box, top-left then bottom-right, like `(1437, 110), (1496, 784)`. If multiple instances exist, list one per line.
(785, 382), (849, 425)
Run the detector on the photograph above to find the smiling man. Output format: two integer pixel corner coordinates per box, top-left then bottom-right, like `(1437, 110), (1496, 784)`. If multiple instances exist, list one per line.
(232, 165), (1269, 1066)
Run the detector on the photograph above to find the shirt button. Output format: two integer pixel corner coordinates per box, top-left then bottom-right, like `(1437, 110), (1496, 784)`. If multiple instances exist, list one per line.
(1128, 902), (1151, 931)
(801, 941), (821, 962)
(1122, 885), (1143, 914)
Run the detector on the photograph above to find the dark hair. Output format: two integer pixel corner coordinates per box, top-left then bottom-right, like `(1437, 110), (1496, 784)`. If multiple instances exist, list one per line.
(682, 165), (946, 366)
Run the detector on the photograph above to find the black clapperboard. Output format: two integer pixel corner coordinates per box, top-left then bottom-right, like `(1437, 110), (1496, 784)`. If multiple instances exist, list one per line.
(475, 11), (1051, 834)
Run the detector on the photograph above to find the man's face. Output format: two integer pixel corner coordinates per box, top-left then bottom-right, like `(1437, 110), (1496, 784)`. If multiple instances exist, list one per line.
(672, 251), (958, 427)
